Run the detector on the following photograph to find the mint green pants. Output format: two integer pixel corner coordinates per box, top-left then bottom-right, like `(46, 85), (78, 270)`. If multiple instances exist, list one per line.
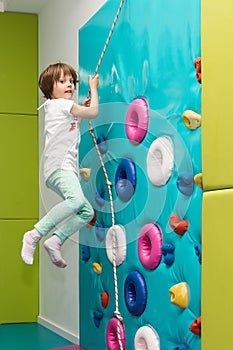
(35, 169), (94, 243)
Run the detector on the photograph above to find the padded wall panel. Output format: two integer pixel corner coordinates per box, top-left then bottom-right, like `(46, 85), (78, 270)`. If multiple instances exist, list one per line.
(202, 189), (233, 349)
(79, 1), (201, 349)
(0, 13), (38, 115)
(0, 219), (38, 323)
(0, 114), (38, 219)
(202, 1), (233, 190)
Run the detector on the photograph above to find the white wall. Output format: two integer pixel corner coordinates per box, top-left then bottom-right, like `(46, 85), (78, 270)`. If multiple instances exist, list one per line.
(37, 0), (106, 343)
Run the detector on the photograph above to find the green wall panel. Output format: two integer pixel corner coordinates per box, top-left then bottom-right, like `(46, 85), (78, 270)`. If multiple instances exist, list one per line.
(0, 219), (38, 323)
(0, 12), (38, 115)
(202, 1), (233, 190)
(0, 114), (38, 219)
(202, 189), (233, 349)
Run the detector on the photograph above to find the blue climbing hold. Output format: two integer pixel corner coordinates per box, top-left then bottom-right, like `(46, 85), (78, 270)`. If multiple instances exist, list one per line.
(172, 345), (188, 350)
(93, 310), (103, 328)
(81, 245), (90, 262)
(194, 242), (202, 264)
(177, 171), (194, 196)
(97, 135), (108, 154)
(96, 224), (105, 242)
(162, 243), (175, 266)
(124, 270), (147, 316)
(95, 190), (105, 207)
(115, 158), (136, 202)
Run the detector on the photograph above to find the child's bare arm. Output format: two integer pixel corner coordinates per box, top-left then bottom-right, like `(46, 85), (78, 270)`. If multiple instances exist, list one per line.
(70, 75), (99, 119)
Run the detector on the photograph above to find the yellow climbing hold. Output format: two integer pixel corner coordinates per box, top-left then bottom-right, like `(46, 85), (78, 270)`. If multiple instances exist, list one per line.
(92, 262), (102, 274)
(194, 173), (203, 189)
(182, 110), (201, 130)
(80, 168), (91, 181)
(169, 282), (189, 308)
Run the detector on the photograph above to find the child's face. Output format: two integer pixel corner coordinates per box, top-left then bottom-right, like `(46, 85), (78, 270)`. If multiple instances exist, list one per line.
(51, 71), (75, 99)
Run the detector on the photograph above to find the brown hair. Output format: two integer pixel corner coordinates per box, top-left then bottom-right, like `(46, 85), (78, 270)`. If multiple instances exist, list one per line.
(39, 62), (80, 99)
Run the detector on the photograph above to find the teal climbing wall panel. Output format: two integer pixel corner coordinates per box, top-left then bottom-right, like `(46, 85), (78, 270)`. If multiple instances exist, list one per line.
(78, 0), (201, 349)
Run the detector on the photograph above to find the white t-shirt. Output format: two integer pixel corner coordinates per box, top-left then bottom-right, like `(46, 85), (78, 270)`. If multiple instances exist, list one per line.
(41, 98), (81, 181)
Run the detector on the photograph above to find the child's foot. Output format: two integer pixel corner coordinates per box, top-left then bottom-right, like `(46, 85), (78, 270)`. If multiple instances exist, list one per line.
(21, 229), (41, 265)
(43, 235), (67, 268)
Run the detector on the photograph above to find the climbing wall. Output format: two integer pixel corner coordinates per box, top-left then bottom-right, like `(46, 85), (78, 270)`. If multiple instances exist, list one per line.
(78, 0), (201, 349)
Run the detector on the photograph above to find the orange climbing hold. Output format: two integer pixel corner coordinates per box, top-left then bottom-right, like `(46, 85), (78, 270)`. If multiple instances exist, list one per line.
(189, 316), (201, 335)
(169, 214), (188, 235)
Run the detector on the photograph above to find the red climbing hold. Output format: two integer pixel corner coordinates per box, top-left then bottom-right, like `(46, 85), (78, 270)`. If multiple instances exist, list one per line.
(169, 214), (188, 235)
(189, 316), (201, 335)
(86, 211), (97, 228)
(100, 291), (110, 308)
(194, 57), (201, 83)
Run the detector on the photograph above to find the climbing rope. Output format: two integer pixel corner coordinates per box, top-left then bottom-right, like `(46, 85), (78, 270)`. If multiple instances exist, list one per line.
(88, 1), (126, 349)
(91, 0), (125, 79)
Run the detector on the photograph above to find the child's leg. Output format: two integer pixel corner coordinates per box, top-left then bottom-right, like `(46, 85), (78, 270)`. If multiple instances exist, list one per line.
(21, 170), (81, 266)
(50, 200), (93, 242)
(21, 196), (75, 265)
(21, 171), (74, 265)
(43, 200), (93, 268)
(42, 170), (93, 267)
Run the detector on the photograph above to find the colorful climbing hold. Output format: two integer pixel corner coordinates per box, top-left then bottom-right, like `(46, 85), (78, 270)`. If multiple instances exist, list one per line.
(81, 245), (91, 262)
(138, 223), (162, 270)
(97, 135), (108, 154)
(194, 173), (203, 189)
(172, 345), (188, 350)
(124, 271), (147, 316)
(194, 242), (202, 264)
(125, 97), (149, 145)
(106, 225), (127, 266)
(79, 167), (91, 181)
(95, 190), (105, 207)
(115, 158), (136, 202)
(169, 282), (189, 308)
(182, 110), (201, 130)
(93, 310), (103, 328)
(177, 172), (194, 196)
(134, 325), (160, 349)
(189, 316), (201, 335)
(96, 223), (105, 242)
(106, 318), (126, 349)
(100, 291), (110, 308)
(86, 211), (97, 228)
(194, 57), (201, 83)
(162, 243), (175, 266)
(169, 214), (188, 236)
(147, 136), (174, 186)
(92, 262), (102, 274)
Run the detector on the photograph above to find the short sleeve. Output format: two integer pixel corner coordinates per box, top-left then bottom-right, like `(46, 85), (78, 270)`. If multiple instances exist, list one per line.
(46, 98), (74, 116)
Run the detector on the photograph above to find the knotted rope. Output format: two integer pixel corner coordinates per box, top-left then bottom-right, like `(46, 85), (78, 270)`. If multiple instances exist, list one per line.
(88, 1), (126, 349)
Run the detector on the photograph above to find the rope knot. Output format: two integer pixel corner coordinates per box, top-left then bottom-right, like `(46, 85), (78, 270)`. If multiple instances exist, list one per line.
(114, 310), (123, 322)
(106, 180), (112, 186)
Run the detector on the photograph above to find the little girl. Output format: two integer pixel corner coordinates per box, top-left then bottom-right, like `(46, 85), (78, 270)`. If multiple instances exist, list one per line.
(21, 62), (99, 268)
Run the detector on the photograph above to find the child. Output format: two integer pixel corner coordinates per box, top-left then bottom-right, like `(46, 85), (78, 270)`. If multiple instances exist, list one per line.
(21, 62), (99, 268)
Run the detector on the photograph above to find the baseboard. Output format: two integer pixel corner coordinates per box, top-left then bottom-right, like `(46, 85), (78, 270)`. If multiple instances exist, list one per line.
(38, 315), (79, 344)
